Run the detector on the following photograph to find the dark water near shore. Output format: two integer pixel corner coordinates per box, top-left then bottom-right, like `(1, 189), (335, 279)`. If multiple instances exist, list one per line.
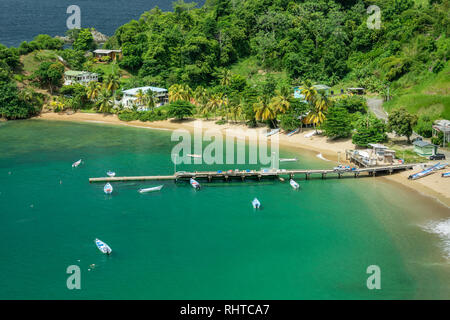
(0, 120), (449, 299)
(0, 0), (204, 47)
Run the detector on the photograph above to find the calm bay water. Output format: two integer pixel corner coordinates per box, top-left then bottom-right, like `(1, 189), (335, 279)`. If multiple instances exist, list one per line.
(0, 120), (449, 299)
(0, 0), (205, 47)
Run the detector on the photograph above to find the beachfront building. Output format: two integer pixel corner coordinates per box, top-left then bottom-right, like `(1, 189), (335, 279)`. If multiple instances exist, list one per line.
(121, 86), (169, 111)
(432, 120), (450, 147)
(93, 49), (122, 61)
(413, 140), (438, 157)
(64, 71), (98, 86)
(293, 84), (331, 100)
(368, 143), (396, 164)
(347, 87), (365, 95)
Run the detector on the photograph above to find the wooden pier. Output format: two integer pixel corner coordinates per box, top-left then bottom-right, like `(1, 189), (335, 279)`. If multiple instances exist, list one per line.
(89, 163), (416, 183)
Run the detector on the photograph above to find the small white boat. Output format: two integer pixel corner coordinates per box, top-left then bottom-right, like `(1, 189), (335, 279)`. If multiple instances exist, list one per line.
(139, 185), (164, 193)
(266, 128), (280, 137)
(107, 171), (116, 177)
(72, 159), (82, 168)
(290, 179), (300, 189)
(286, 128), (299, 137)
(280, 158), (298, 162)
(104, 183), (113, 194)
(187, 154), (202, 158)
(252, 198), (261, 209)
(94, 238), (112, 255)
(442, 172), (450, 178)
(190, 178), (201, 190)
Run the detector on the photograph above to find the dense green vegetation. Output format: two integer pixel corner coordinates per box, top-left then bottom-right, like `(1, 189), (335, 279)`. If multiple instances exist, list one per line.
(0, 0), (448, 148)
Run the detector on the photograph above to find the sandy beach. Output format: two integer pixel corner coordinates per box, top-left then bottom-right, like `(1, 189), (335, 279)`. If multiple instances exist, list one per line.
(36, 112), (450, 207)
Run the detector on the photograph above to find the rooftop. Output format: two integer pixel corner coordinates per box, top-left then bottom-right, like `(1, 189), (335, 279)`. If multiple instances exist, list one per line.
(64, 70), (97, 76)
(94, 49), (122, 54)
(433, 120), (450, 132)
(122, 86), (168, 96)
(413, 140), (436, 148)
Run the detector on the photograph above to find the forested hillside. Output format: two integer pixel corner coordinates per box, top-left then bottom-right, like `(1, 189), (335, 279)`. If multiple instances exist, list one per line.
(104, 0), (448, 94)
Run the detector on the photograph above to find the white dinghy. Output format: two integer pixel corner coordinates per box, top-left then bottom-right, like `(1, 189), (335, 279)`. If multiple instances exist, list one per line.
(94, 238), (112, 255)
(290, 179), (300, 189)
(72, 159), (82, 168)
(139, 185), (164, 193)
(190, 178), (201, 190)
(104, 183), (113, 194)
(107, 171), (116, 177)
(252, 198), (261, 209)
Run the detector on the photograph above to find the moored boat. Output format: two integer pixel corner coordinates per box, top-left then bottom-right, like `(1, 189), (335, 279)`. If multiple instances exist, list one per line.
(139, 185), (164, 193)
(94, 238), (112, 255)
(72, 159), (82, 168)
(290, 179), (300, 189)
(104, 183), (113, 194)
(107, 171), (116, 177)
(190, 178), (201, 190)
(286, 128), (299, 137)
(442, 172), (450, 177)
(187, 154), (202, 158)
(252, 198), (261, 209)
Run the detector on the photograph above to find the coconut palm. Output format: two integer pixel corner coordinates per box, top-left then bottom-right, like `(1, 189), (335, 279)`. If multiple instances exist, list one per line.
(300, 80), (317, 104)
(96, 90), (113, 113)
(105, 73), (120, 102)
(217, 69), (232, 86)
(144, 89), (157, 111)
(254, 96), (276, 126)
(169, 84), (184, 102)
(306, 92), (330, 132)
(270, 86), (291, 115)
(135, 89), (146, 106)
(87, 81), (101, 101)
(207, 93), (223, 120)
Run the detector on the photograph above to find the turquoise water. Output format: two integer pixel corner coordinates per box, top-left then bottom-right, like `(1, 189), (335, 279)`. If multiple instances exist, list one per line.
(0, 120), (449, 299)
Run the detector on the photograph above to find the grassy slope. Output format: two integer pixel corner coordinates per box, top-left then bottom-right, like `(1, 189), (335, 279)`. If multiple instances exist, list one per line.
(230, 56), (290, 87)
(384, 61), (450, 120)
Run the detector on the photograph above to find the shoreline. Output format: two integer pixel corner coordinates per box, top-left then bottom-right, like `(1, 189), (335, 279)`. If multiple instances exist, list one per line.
(35, 112), (450, 207)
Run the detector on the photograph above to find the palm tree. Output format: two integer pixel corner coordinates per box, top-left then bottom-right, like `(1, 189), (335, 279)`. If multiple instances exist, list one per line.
(270, 86), (291, 115)
(254, 96), (276, 126)
(144, 89), (157, 111)
(306, 92), (330, 132)
(87, 81), (101, 101)
(300, 80), (317, 104)
(169, 84), (184, 102)
(207, 93), (222, 120)
(105, 73), (120, 102)
(96, 90), (113, 113)
(220, 94), (229, 121)
(135, 89), (146, 106)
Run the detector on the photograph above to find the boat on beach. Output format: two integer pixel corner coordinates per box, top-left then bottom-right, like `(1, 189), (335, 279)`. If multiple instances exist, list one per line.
(442, 172), (450, 177)
(286, 128), (299, 137)
(252, 198), (261, 209)
(290, 179), (300, 189)
(107, 171), (116, 177)
(72, 159), (82, 168)
(139, 185), (164, 193)
(280, 158), (298, 162)
(408, 163), (446, 180)
(266, 128), (280, 137)
(95, 238), (112, 255)
(190, 178), (201, 190)
(104, 183), (113, 194)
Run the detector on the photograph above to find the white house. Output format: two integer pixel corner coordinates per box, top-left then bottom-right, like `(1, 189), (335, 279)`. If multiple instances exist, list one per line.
(64, 71), (98, 86)
(121, 86), (169, 111)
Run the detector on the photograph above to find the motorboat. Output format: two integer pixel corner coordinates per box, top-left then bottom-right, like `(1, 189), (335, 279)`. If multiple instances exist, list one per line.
(190, 178), (201, 190)
(139, 185), (164, 193)
(104, 183), (113, 194)
(252, 198), (261, 209)
(94, 238), (112, 255)
(107, 171), (116, 177)
(290, 179), (300, 189)
(72, 159), (82, 168)
(280, 158), (298, 162)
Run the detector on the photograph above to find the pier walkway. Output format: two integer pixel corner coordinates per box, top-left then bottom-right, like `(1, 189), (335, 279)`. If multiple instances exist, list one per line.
(89, 163), (416, 183)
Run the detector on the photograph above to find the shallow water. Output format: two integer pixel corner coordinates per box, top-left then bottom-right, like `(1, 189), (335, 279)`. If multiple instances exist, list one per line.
(0, 120), (449, 299)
